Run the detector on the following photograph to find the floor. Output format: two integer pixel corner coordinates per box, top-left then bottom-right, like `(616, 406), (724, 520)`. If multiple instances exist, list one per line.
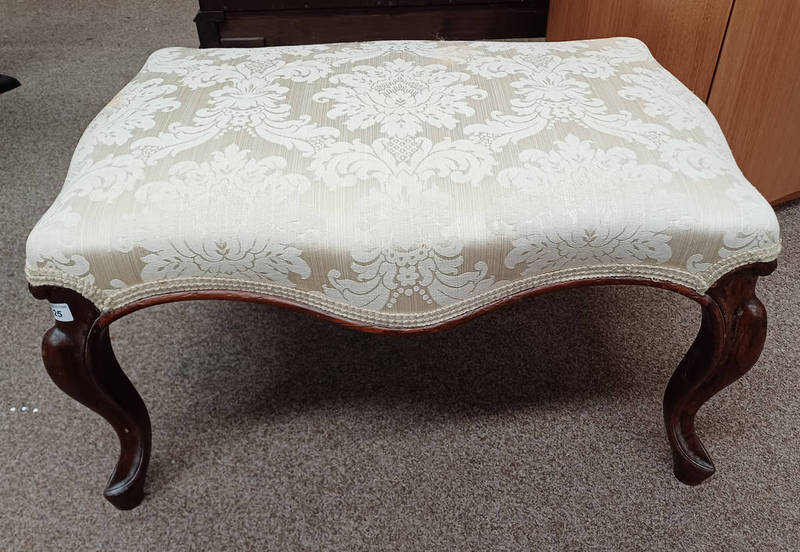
(1, 1), (798, 550)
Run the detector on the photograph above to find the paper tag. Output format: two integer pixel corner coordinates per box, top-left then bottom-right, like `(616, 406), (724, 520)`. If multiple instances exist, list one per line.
(50, 303), (74, 322)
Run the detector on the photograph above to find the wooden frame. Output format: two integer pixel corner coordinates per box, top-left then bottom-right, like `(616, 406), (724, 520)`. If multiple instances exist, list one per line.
(30, 260), (776, 509)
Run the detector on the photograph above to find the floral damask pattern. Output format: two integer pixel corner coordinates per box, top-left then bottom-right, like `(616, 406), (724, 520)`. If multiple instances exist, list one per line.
(134, 53), (339, 161)
(313, 59), (487, 138)
(74, 78), (180, 162)
(464, 48), (669, 150)
(63, 154), (146, 202)
(324, 241), (499, 311)
(496, 135), (676, 274)
(25, 38), (781, 327)
(140, 237), (310, 285)
(618, 68), (711, 133)
(310, 136), (495, 191)
(90, 79), (180, 147)
(310, 135), (498, 309)
(26, 201), (94, 286)
(131, 144), (314, 287)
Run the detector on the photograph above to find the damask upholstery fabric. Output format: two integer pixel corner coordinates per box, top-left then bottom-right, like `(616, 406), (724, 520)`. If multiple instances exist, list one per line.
(26, 38), (781, 328)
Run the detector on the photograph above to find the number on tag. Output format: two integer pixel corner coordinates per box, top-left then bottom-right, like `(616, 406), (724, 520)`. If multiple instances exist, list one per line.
(50, 303), (74, 322)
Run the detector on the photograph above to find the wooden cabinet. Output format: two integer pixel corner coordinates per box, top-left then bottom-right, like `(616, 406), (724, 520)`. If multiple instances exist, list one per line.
(195, 0), (548, 48)
(707, 0), (800, 204)
(547, 0), (800, 204)
(546, 0), (733, 100)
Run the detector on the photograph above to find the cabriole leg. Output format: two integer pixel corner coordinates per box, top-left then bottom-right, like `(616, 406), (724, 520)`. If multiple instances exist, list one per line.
(664, 261), (776, 485)
(30, 285), (151, 510)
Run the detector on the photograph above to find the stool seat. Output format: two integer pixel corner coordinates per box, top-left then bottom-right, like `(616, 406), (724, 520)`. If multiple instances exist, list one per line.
(26, 38), (780, 328)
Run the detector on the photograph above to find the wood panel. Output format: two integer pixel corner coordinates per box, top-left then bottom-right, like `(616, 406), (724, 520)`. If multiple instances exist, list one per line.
(219, 4), (547, 46)
(197, 0), (549, 48)
(546, 0), (733, 99)
(215, 4), (548, 46)
(200, 0), (535, 7)
(707, 0), (800, 204)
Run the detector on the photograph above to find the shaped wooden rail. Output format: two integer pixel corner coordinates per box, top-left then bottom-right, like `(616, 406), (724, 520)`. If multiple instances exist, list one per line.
(30, 260), (776, 509)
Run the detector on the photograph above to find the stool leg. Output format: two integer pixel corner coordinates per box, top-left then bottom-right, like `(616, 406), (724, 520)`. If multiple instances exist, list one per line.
(663, 262), (775, 485)
(31, 286), (151, 510)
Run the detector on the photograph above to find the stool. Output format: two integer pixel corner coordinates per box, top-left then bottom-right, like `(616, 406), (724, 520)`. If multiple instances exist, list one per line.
(26, 38), (781, 509)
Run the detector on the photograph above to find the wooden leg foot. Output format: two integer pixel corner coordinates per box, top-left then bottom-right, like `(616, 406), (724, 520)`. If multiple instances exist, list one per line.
(663, 261), (775, 485)
(31, 286), (151, 510)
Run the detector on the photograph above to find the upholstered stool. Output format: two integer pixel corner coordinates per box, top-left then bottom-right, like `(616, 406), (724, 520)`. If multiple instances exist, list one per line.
(27, 38), (780, 509)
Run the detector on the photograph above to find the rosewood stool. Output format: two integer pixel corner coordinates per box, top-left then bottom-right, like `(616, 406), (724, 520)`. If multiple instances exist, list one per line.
(26, 38), (781, 509)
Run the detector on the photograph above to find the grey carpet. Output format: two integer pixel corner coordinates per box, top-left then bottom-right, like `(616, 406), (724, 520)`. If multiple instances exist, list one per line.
(1, 1), (798, 549)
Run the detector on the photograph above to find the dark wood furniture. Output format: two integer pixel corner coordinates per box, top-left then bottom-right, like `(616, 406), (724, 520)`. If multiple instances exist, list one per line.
(547, 0), (800, 204)
(195, 0), (549, 47)
(32, 260), (776, 509)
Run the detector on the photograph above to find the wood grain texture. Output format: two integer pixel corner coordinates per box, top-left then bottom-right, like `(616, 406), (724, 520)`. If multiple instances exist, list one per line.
(29, 261), (776, 507)
(707, 0), (800, 204)
(29, 286), (151, 510)
(664, 261), (775, 485)
(546, 0), (733, 99)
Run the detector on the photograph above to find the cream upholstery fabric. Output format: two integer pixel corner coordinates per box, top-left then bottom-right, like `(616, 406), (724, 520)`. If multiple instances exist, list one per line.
(26, 38), (780, 328)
